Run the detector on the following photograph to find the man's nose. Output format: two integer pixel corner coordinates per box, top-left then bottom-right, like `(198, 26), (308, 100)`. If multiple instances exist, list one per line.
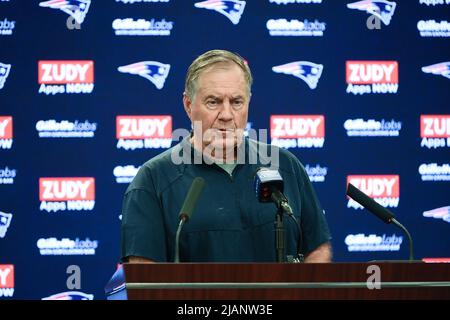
(218, 101), (233, 121)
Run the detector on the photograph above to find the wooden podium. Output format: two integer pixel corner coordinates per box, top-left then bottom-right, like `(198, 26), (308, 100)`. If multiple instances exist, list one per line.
(105, 262), (450, 300)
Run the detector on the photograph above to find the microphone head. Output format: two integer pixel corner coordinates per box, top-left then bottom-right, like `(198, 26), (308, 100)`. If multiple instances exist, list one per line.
(179, 177), (205, 222)
(346, 183), (395, 224)
(254, 168), (284, 202)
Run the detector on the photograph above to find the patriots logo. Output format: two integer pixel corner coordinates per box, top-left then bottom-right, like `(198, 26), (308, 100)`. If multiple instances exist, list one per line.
(194, 0), (246, 25)
(347, 0), (396, 26)
(0, 62), (11, 90)
(0, 211), (12, 238)
(422, 62), (450, 80)
(118, 61), (171, 90)
(272, 61), (324, 90)
(39, 0), (91, 25)
(423, 206), (450, 224)
(42, 291), (94, 300)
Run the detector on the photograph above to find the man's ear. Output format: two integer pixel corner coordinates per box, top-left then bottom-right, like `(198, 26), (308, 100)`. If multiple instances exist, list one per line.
(183, 93), (192, 120)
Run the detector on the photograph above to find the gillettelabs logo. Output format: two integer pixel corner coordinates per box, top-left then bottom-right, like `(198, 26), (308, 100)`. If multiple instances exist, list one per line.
(36, 120), (97, 138)
(0, 18), (15, 35)
(112, 18), (174, 36)
(345, 233), (403, 252)
(423, 206), (450, 223)
(194, 0), (246, 25)
(417, 20), (450, 37)
(113, 165), (139, 183)
(0, 62), (11, 90)
(419, 163), (450, 181)
(347, 0), (396, 26)
(272, 61), (323, 89)
(344, 118), (402, 137)
(118, 61), (170, 89)
(37, 237), (98, 255)
(39, 0), (91, 25)
(0, 166), (16, 184)
(0, 211), (12, 238)
(266, 19), (326, 36)
(305, 164), (328, 182)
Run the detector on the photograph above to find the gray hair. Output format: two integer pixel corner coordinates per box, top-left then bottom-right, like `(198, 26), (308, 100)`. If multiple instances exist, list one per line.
(184, 49), (253, 100)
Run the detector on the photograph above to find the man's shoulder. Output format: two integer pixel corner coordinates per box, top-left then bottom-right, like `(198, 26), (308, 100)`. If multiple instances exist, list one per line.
(141, 145), (179, 170)
(247, 138), (303, 171)
(126, 144), (183, 194)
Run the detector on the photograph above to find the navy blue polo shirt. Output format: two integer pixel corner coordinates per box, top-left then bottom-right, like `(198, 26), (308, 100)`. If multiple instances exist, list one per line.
(120, 136), (331, 262)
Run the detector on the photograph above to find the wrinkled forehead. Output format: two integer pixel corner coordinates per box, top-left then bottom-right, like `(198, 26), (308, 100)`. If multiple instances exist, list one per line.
(198, 61), (244, 79)
(196, 63), (248, 94)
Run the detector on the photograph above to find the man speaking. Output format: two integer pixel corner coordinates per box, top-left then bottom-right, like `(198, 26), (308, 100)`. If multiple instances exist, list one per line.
(120, 49), (332, 263)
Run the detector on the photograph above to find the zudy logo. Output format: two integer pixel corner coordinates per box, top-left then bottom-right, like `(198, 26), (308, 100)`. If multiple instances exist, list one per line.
(38, 60), (94, 95)
(347, 175), (400, 209)
(116, 115), (172, 150)
(346, 61), (398, 95)
(420, 115), (450, 149)
(271, 115), (325, 149)
(39, 177), (95, 212)
(0, 116), (13, 150)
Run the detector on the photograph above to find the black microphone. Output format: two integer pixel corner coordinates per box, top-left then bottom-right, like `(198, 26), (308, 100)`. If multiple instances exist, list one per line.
(174, 177), (205, 262)
(346, 183), (414, 261)
(254, 167), (293, 215)
(254, 168), (304, 263)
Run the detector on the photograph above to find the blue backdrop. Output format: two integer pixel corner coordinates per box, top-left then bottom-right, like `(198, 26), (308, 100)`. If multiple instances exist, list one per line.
(0, 0), (449, 300)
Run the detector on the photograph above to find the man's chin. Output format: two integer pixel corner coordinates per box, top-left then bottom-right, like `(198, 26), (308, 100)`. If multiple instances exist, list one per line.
(204, 139), (237, 156)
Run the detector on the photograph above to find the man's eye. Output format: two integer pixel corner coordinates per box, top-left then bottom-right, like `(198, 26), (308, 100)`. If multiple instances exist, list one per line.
(232, 100), (243, 108)
(206, 100), (219, 108)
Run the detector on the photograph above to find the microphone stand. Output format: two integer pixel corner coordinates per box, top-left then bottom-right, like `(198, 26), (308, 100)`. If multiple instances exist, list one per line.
(392, 218), (414, 261)
(174, 217), (186, 263)
(271, 190), (292, 263)
(274, 206), (285, 263)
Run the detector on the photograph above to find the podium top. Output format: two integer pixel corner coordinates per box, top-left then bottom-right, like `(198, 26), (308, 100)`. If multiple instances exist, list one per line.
(105, 262), (450, 300)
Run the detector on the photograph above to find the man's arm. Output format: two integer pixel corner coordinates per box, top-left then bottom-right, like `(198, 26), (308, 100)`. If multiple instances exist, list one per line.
(304, 242), (332, 263)
(128, 256), (154, 263)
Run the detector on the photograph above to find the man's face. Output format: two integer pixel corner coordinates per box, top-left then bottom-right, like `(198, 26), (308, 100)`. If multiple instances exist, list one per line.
(183, 63), (250, 157)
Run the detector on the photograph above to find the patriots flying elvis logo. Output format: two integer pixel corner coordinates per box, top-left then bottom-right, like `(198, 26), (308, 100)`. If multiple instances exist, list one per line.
(194, 0), (246, 25)
(272, 61), (324, 90)
(42, 291), (94, 300)
(0, 211), (12, 238)
(423, 206), (450, 224)
(422, 62), (450, 80)
(347, 0), (396, 26)
(0, 63), (11, 90)
(118, 61), (171, 90)
(39, 0), (91, 25)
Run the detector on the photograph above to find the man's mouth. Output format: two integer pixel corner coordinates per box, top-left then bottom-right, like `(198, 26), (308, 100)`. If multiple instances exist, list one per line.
(216, 128), (235, 132)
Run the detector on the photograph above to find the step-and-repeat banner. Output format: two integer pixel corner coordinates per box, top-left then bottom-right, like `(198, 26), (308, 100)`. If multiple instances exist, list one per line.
(1, 0), (449, 300)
